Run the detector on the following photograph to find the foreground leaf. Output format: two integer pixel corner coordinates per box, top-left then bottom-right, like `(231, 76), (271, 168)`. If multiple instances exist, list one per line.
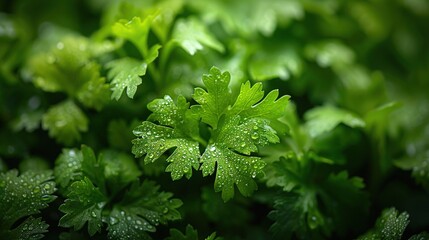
(0, 170), (56, 239)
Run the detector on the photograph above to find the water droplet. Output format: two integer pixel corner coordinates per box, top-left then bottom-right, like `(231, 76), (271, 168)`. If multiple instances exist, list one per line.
(91, 211), (97, 217)
(163, 207), (168, 214)
(251, 133), (259, 140)
(110, 216), (118, 225)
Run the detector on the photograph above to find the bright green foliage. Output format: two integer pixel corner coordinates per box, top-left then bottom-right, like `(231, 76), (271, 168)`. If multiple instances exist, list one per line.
(54, 148), (84, 189)
(166, 225), (222, 240)
(112, 16), (154, 57)
(189, 0), (303, 37)
(249, 44), (302, 81)
(108, 15), (161, 100)
(42, 101), (88, 145)
(133, 67), (289, 201)
(357, 208), (409, 240)
(132, 95), (201, 180)
(28, 36), (110, 108)
(169, 18), (224, 55)
(2, 0), (429, 239)
(106, 58), (147, 100)
(0, 170), (56, 240)
(55, 145), (181, 238)
(304, 105), (365, 138)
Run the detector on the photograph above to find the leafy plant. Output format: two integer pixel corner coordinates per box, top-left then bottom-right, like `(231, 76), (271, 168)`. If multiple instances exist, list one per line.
(1, 0), (429, 239)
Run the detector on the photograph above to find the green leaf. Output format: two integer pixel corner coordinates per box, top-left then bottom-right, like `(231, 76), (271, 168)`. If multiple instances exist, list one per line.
(269, 192), (322, 240)
(112, 16), (153, 56)
(200, 143), (265, 201)
(4, 217), (49, 240)
(169, 17), (224, 55)
(0, 170), (56, 239)
(106, 58), (147, 100)
(107, 180), (182, 239)
(75, 63), (110, 110)
(42, 100), (88, 145)
(266, 154), (369, 238)
(305, 41), (355, 69)
(304, 105), (365, 138)
(28, 36), (110, 109)
(54, 149), (83, 189)
(192, 67), (231, 129)
(132, 96), (200, 180)
(249, 44), (302, 81)
(189, 0), (303, 37)
(134, 67), (289, 201)
(59, 177), (107, 236)
(99, 150), (141, 195)
(358, 208), (410, 240)
(28, 36), (91, 94)
(81, 145), (106, 194)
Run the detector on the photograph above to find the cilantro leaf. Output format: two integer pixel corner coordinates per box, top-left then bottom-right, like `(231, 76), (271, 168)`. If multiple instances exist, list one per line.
(269, 192), (318, 240)
(189, 0), (303, 37)
(59, 177), (107, 236)
(0, 170), (56, 240)
(54, 148), (83, 189)
(112, 16), (154, 57)
(169, 17), (224, 55)
(107, 180), (183, 240)
(192, 67), (231, 129)
(75, 63), (110, 110)
(106, 58), (147, 100)
(28, 36), (110, 109)
(132, 96), (200, 180)
(198, 67), (288, 201)
(133, 67), (289, 201)
(42, 100), (88, 145)
(165, 225), (222, 240)
(249, 43), (302, 81)
(56, 145), (179, 238)
(304, 105), (365, 138)
(266, 154), (369, 238)
(357, 208), (409, 240)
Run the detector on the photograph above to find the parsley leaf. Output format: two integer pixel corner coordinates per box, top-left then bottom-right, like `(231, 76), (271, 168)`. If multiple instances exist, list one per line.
(132, 96), (201, 180)
(108, 180), (182, 240)
(133, 67), (290, 201)
(106, 58), (147, 100)
(0, 170), (56, 240)
(58, 177), (106, 236)
(112, 16), (153, 57)
(56, 145), (181, 238)
(28, 36), (110, 109)
(169, 17), (224, 55)
(357, 208), (409, 240)
(42, 100), (88, 145)
(304, 105), (365, 138)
